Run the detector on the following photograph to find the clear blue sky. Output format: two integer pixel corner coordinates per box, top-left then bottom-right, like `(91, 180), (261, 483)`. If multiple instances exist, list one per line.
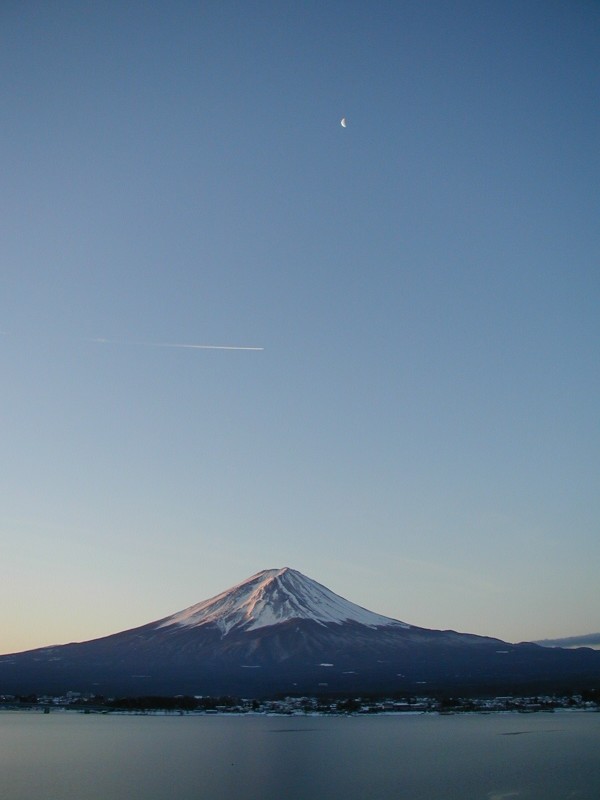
(2, 0), (599, 652)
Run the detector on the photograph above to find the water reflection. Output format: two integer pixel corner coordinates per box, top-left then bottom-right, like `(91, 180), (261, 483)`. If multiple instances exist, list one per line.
(0, 712), (598, 800)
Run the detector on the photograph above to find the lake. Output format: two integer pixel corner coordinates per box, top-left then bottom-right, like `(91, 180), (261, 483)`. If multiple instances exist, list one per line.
(1, 711), (598, 799)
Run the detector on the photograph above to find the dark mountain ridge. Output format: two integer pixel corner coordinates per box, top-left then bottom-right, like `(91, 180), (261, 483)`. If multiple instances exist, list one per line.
(1, 568), (598, 698)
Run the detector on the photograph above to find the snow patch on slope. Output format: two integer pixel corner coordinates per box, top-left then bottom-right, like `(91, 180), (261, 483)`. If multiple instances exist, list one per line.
(157, 567), (409, 635)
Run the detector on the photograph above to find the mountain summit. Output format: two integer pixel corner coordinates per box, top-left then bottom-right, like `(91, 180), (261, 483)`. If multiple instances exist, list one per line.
(156, 567), (409, 634)
(1, 567), (599, 698)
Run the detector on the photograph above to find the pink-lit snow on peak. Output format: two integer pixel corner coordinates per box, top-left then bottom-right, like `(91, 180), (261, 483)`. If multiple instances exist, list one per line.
(157, 567), (409, 635)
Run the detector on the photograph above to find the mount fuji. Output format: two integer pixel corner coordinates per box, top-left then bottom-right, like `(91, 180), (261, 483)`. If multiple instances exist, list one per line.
(1, 568), (599, 697)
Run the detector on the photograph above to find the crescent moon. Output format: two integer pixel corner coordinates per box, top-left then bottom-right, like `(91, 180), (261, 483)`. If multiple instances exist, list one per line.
(340, 118), (347, 128)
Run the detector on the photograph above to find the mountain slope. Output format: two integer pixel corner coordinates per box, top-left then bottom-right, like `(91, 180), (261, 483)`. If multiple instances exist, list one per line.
(1, 568), (598, 698)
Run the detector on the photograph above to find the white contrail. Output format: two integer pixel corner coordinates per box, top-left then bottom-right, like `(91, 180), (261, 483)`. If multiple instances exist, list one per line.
(89, 338), (264, 351)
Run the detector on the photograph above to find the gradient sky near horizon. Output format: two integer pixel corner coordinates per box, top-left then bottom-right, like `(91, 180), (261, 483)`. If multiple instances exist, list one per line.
(2, 0), (599, 653)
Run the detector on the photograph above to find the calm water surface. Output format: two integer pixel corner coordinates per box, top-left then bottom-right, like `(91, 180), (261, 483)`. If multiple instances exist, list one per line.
(1, 711), (598, 799)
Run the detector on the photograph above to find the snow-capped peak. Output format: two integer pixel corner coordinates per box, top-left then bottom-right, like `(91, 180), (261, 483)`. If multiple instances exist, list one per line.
(157, 567), (409, 635)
